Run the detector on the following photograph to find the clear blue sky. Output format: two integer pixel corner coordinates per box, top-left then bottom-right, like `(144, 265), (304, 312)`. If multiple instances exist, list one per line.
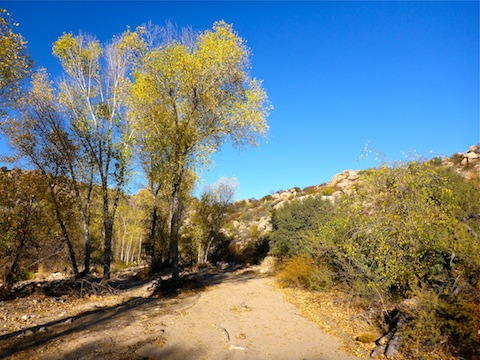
(2, 1), (479, 200)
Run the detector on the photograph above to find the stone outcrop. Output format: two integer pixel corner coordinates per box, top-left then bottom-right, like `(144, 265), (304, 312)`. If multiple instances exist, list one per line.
(443, 145), (480, 180)
(223, 145), (479, 261)
(329, 169), (360, 196)
(271, 189), (298, 210)
(460, 145), (479, 165)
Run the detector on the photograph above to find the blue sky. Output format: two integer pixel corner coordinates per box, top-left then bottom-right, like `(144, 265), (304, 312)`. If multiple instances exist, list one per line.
(2, 1), (479, 200)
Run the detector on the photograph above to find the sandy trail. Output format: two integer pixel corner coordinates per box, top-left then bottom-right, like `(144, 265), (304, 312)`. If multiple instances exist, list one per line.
(0, 269), (362, 359)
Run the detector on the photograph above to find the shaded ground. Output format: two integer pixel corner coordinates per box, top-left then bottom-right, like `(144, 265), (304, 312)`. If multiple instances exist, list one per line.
(0, 267), (364, 359)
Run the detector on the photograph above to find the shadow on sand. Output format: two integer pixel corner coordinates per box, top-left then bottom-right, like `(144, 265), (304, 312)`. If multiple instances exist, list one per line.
(0, 266), (265, 359)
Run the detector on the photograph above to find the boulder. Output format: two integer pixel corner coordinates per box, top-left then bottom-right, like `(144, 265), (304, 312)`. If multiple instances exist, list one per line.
(329, 170), (359, 192)
(257, 217), (271, 233)
(468, 145), (479, 153)
(464, 152), (479, 160)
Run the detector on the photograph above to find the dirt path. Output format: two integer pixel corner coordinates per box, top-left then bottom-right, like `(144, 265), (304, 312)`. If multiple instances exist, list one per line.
(0, 269), (363, 359)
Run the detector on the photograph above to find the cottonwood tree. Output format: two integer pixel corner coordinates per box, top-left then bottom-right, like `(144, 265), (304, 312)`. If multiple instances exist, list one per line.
(129, 21), (270, 279)
(0, 8), (33, 115)
(52, 31), (137, 278)
(193, 177), (237, 265)
(114, 195), (144, 265)
(1, 70), (87, 276)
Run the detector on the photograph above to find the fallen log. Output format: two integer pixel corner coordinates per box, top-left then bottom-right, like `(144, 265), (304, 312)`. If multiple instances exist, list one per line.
(371, 298), (418, 359)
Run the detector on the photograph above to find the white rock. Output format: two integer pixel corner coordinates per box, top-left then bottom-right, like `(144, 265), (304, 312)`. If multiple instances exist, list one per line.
(465, 152), (479, 160)
(468, 145), (479, 153)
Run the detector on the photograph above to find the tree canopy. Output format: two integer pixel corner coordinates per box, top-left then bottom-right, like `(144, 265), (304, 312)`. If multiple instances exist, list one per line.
(0, 8), (33, 115)
(128, 21), (271, 277)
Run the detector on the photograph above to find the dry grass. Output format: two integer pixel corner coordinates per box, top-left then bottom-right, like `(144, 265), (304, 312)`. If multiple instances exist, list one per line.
(277, 283), (459, 360)
(276, 284), (381, 358)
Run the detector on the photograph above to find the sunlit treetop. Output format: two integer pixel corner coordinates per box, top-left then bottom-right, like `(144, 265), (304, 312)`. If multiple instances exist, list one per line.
(0, 8), (33, 114)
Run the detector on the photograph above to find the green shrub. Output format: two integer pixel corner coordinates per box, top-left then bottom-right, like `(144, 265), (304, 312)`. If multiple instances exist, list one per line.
(272, 159), (480, 358)
(318, 185), (336, 196)
(261, 194), (272, 201)
(450, 153), (464, 165)
(269, 196), (334, 257)
(19, 270), (35, 281)
(402, 287), (446, 356)
(439, 296), (480, 358)
(250, 225), (259, 239)
(430, 156), (443, 166)
(302, 185), (319, 195)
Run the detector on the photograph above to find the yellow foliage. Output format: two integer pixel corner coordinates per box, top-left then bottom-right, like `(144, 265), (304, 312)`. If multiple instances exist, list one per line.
(277, 255), (333, 290)
(0, 8), (33, 112)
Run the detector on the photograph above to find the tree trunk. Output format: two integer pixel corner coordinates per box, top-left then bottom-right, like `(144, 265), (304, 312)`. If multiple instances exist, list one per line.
(138, 238), (142, 264)
(68, 170), (93, 276)
(5, 213), (29, 290)
(125, 213), (136, 264)
(48, 184), (79, 276)
(83, 220), (91, 276)
(103, 217), (113, 279)
(119, 216), (127, 262)
(42, 171), (80, 276)
(197, 242), (205, 265)
(203, 234), (215, 264)
(54, 205), (78, 276)
(170, 184), (181, 280)
(102, 156), (126, 278)
(148, 206), (159, 272)
(5, 240), (25, 290)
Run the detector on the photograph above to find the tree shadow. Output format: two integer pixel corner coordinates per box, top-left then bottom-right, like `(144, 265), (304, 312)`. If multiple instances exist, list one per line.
(0, 266), (267, 359)
(0, 273), (151, 300)
(58, 338), (206, 360)
(193, 267), (266, 288)
(0, 296), (157, 358)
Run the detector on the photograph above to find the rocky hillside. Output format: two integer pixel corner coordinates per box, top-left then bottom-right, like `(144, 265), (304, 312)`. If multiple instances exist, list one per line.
(222, 145), (480, 260)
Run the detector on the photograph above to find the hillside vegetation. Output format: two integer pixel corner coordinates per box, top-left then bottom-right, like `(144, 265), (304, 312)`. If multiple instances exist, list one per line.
(202, 145), (479, 359)
(260, 146), (479, 359)
(1, 146), (479, 359)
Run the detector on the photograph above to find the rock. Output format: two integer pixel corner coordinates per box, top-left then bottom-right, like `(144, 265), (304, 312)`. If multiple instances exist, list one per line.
(273, 200), (286, 210)
(332, 191), (343, 199)
(259, 256), (276, 274)
(24, 329), (34, 337)
(21, 315), (30, 321)
(217, 262), (230, 270)
(384, 334), (403, 358)
(464, 152), (479, 160)
(321, 195), (335, 203)
(47, 272), (64, 280)
(257, 217), (271, 233)
(346, 169), (359, 180)
(370, 344), (387, 358)
(468, 145), (479, 153)
(330, 170), (359, 192)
